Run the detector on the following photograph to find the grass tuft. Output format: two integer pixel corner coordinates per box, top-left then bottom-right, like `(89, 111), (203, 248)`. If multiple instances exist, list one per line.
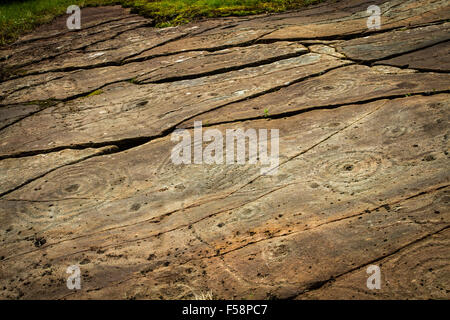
(86, 89), (103, 97)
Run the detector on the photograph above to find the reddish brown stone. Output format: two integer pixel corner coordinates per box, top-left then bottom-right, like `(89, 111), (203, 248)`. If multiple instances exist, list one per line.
(0, 0), (448, 300)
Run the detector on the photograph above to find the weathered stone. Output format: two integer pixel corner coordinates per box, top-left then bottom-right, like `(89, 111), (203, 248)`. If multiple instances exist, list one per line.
(0, 42), (308, 104)
(261, 0), (450, 40)
(0, 94), (448, 299)
(17, 6), (138, 43)
(0, 6), (137, 61)
(237, 0), (386, 30)
(0, 53), (349, 157)
(180, 65), (450, 126)
(0, 146), (117, 196)
(0, 0), (448, 300)
(16, 26), (186, 75)
(5, 20), (236, 78)
(2, 16), (150, 71)
(296, 227), (450, 300)
(333, 23), (450, 61)
(308, 44), (346, 58)
(136, 42), (308, 83)
(375, 41), (450, 71)
(127, 27), (275, 62)
(0, 104), (42, 129)
(0, 72), (66, 99)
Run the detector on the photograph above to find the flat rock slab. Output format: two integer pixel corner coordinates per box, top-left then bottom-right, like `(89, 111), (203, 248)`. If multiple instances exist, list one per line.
(0, 146), (117, 196)
(0, 104), (43, 130)
(0, 53), (350, 157)
(16, 6), (136, 43)
(1, 15), (151, 72)
(124, 27), (275, 62)
(12, 26), (187, 76)
(136, 42), (308, 83)
(180, 65), (450, 126)
(0, 42), (308, 104)
(297, 227), (450, 300)
(0, 0), (449, 300)
(375, 41), (450, 72)
(261, 0), (450, 40)
(332, 23), (450, 62)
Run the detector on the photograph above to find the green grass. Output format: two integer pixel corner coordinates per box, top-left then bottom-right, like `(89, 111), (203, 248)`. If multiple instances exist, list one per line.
(0, 0), (324, 46)
(125, 0), (324, 26)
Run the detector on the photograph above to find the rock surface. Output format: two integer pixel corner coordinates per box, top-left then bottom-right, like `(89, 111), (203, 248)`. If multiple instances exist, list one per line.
(0, 0), (449, 300)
